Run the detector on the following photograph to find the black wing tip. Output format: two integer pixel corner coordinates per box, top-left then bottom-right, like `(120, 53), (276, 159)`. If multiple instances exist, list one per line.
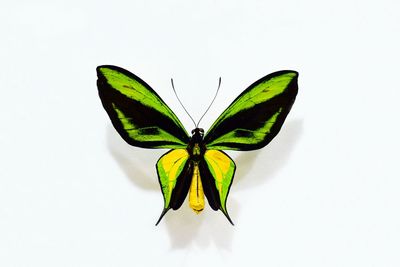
(221, 209), (235, 226)
(155, 208), (170, 226)
(95, 65), (158, 95)
(269, 69), (299, 79)
(96, 65), (109, 75)
(96, 65), (133, 78)
(256, 70), (299, 86)
(96, 64), (122, 71)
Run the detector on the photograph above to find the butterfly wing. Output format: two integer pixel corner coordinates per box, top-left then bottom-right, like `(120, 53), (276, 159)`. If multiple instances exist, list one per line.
(97, 65), (190, 149)
(199, 150), (236, 224)
(155, 149), (193, 225)
(204, 70), (298, 151)
(201, 71), (298, 223)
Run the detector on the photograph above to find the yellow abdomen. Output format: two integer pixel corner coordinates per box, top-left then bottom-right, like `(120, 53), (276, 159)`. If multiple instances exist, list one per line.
(189, 163), (205, 213)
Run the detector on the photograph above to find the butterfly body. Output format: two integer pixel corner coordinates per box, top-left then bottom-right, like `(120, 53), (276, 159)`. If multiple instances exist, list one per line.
(97, 65), (298, 225)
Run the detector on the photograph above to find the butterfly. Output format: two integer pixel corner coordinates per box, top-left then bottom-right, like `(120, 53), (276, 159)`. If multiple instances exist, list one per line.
(96, 65), (298, 225)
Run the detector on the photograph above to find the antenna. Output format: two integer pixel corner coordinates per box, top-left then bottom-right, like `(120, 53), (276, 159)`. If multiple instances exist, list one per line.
(196, 77), (221, 127)
(171, 78), (196, 127)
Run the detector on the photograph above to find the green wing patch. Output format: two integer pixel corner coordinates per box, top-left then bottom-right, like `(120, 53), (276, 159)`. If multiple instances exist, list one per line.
(204, 71), (298, 151)
(97, 65), (189, 149)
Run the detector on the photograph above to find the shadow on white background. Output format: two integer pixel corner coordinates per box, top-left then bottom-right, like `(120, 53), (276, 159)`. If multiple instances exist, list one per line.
(106, 118), (303, 249)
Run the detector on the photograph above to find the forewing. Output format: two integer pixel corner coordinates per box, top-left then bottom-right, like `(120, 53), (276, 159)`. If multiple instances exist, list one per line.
(204, 71), (298, 150)
(156, 149), (192, 224)
(97, 65), (190, 149)
(200, 150), (236, 224)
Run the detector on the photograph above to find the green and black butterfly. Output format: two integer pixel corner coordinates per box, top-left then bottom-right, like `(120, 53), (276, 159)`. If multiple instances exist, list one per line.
(97, 65), (298, 225)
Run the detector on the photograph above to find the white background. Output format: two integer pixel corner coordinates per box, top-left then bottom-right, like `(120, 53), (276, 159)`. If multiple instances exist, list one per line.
(1, 0), (399, 266)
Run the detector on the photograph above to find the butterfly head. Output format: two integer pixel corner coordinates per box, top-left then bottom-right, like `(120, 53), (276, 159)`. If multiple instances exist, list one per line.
(191, 128), (204, 143)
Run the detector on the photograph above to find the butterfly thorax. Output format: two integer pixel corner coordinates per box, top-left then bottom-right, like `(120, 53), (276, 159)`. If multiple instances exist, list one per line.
(187, 128), (206, 162)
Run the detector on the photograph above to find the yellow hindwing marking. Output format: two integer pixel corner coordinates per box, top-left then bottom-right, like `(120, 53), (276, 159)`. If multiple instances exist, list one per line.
(189, 163), (205, 213)
(204, 150), (231, 192)
(159, 149), (189, 193)
(204, 150), (235, 214)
